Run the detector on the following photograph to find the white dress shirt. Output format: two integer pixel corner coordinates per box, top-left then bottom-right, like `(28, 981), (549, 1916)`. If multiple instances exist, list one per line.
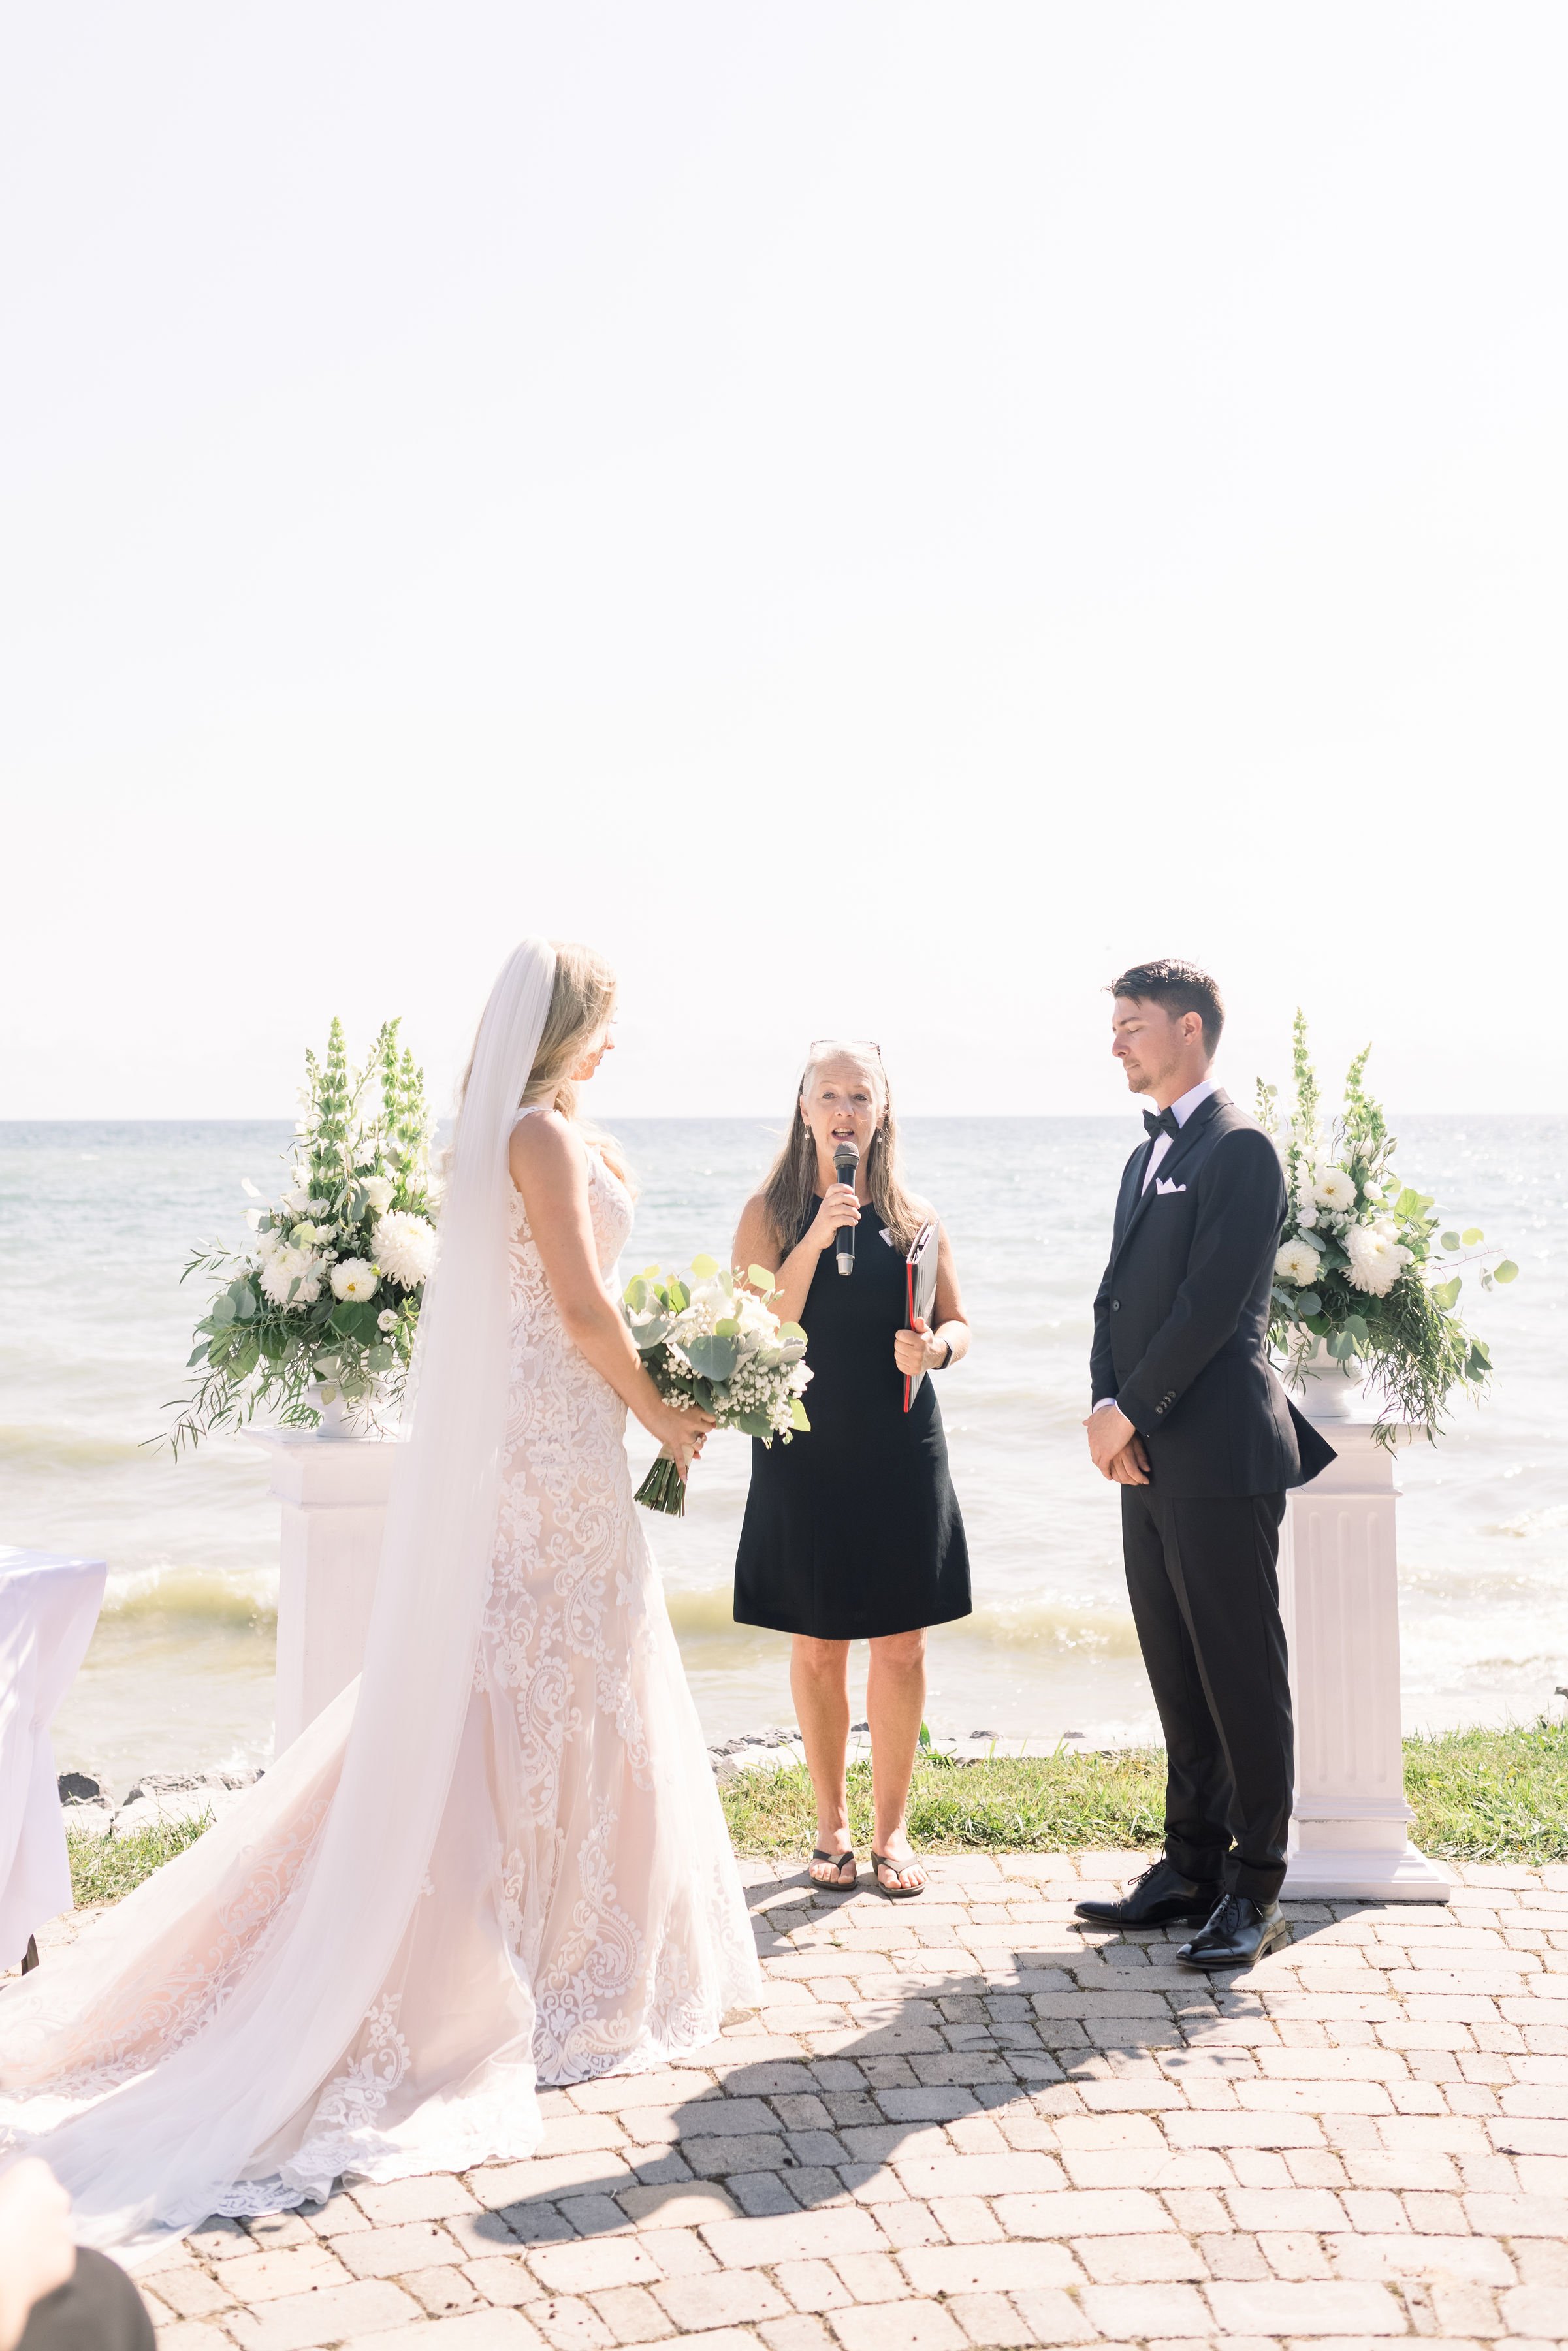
(1094, 1076), (1219, 1414)
(1141, 1076), (1219, 1192)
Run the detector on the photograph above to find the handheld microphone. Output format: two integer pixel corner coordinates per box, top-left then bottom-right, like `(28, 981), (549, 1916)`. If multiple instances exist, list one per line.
(833, 1141), (859, 1276)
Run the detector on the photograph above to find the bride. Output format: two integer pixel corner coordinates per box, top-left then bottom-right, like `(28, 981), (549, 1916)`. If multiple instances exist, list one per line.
(0, 938), (760, 2252)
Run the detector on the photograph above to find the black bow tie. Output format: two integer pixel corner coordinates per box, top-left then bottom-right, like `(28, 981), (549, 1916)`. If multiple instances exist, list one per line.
(1144, 1106), (1180, 1142)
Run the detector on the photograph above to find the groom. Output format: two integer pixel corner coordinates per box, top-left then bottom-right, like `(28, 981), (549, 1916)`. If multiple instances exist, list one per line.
(1078, 959), (1334, 1968)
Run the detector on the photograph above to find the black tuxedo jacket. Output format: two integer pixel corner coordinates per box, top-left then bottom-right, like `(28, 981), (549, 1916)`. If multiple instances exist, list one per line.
(1091, 1089), (1336, 1499)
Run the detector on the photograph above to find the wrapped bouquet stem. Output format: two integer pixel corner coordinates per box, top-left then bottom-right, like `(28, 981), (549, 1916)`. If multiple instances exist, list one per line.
(624, 1256), (812, 1516)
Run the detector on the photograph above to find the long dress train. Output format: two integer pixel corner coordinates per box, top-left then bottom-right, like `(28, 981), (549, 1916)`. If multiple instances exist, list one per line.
(0, 1136), (758, 2245)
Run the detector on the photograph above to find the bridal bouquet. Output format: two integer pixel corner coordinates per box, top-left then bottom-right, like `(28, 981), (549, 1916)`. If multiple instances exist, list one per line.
(622, 1256), (812, 1514)
(1258, 1013), (1516, 1442)
(167, 1017), (437, 1452)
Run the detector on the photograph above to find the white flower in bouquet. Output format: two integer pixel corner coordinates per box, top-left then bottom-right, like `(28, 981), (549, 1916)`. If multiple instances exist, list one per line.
(1343, 1219), (1413, 1298)
(362, 1176), (396, 1213)
(282, 1183), (313, 1214)
(1275, 1238), (1324, 1288)
(255, 1226), (282, 1262)
(1313, 1166), (1357, 1213)
(374, 1209), (438, 1288)
(260, 1245), (325, 1309)
(377, 1308), (400, 1333)
(331, 1258), (380, 1302)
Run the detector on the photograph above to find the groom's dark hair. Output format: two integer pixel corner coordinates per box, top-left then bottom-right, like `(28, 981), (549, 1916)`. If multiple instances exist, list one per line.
(1110, 959), (1225, 1055)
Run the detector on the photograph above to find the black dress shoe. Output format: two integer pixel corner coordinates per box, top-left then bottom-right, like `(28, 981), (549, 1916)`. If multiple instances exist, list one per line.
(1177, 1892), (1288, 1969)
(1075, 1856), (1224, 1928)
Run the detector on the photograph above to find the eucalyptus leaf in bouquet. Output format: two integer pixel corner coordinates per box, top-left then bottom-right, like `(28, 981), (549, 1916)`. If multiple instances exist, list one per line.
(1258, 1012), (1518, 1445)
(163, 1017), (437, 1452)
(624, 1255), (812, 1514)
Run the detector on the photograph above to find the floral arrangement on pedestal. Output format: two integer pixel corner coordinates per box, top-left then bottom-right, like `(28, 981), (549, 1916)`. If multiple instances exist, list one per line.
(1258, 1014), (1516, 1443)
(622, 1256), (812, 1514)
(167, 1018), (437, 1452)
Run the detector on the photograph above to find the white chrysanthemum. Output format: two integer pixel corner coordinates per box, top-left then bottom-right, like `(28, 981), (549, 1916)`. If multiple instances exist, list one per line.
(1275, 1238), (1324, 1287)
(260, 1245), (325, 1309)
(374, 1210), (437, 1288)
(331, 1258), (379, 1302)
(1314, 1165), (1358, 1211)
(377, 1308), (399, 1333)
(362, 1176), (395, 1214)
(255, 1226), (282, 1262)
(1343, 1220), (1413, 1298)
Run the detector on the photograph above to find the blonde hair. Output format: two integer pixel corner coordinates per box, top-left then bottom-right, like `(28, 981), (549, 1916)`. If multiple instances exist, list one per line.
(761, 1044), (925, 1255)
(519, 940), (618, 1121)
(460, 938), (630, 1184)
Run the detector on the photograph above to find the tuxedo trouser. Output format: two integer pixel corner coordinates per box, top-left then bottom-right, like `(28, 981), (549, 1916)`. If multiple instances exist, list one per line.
(1121, 1488), (1293, 1904)
(19, 2252), (155, 2351)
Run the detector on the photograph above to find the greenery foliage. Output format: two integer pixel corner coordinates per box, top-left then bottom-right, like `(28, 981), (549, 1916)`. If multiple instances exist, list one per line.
(165, 1017), (436, 1453)
(1257, 1013), (1516, 1442)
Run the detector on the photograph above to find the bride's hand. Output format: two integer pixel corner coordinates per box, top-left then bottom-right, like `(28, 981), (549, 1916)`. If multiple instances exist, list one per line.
(808, 1183), (861, 1254)
(651, 1399), (715, 1478)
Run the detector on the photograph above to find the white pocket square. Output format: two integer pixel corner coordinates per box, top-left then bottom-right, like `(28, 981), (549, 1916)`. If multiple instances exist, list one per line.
(1155, 1178), (1187, 1194)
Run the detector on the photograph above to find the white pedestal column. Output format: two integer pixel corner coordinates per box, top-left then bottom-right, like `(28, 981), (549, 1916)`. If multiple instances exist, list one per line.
(250, 1431), (398, 1757)
(1279, 1380), (1452, 1902)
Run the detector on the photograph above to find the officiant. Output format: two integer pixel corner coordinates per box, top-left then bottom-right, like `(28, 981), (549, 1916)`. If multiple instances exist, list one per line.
(731, 1042), (970, 1900)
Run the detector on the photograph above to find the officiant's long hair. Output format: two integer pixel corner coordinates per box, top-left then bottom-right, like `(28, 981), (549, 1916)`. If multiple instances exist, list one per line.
(762, 1043), (925, 1254)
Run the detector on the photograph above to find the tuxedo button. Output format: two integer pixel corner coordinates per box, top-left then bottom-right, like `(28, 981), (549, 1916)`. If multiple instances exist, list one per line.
(1110, 1300), (1121, 1313)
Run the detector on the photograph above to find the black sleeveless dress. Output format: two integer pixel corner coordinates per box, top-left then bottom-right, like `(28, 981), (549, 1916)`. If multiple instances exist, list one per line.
(733, 1203), (971, 1640)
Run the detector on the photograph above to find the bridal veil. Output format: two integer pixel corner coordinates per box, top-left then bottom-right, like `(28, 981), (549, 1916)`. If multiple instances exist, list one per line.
(0, 941), (562, 2249)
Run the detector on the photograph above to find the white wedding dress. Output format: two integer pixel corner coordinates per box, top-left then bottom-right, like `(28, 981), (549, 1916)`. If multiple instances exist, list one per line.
(0, 958), (759, 2254)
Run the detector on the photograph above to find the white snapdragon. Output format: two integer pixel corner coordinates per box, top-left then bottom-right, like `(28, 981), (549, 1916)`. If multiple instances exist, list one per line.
(331, 1258), (380, 1302)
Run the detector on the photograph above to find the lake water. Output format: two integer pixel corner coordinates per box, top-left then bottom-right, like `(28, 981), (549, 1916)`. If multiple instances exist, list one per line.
(1, 1116), (1563, 1786)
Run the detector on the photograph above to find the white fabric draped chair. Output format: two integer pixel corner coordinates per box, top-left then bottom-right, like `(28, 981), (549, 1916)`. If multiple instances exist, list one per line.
(0, 1547), (108, 1970)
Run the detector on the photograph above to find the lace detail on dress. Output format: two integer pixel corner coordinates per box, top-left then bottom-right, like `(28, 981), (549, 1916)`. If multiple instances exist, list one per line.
(0, 1119), (760, 2246)
(2, 1778), (335, 2105)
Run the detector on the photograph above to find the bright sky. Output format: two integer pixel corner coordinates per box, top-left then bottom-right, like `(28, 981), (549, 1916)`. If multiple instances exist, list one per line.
(3, 4), (1561, 1124)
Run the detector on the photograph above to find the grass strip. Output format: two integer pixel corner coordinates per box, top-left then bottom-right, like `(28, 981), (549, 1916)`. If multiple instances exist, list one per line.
(67, 1811), (212, 1906)
(720, 1714), (1568, 1867)
(56, 1716), (1568, 1912)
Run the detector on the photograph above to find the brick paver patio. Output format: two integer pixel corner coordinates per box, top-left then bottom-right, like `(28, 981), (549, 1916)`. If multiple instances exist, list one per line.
(60, 1852), (1568, 2347)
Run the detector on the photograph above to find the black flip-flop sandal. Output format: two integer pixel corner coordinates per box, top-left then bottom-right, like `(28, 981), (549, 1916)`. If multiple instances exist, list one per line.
(809, 1849), (857, 1891)
(871, 1851), (927, 1900)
